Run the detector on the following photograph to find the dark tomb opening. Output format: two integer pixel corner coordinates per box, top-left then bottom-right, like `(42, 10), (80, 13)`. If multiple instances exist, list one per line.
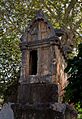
(29, 50), (37, 75)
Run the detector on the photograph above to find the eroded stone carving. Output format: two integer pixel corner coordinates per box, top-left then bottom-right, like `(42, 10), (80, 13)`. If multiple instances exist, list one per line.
(50, 103), (66, 114)
(0, 102), (14, 119)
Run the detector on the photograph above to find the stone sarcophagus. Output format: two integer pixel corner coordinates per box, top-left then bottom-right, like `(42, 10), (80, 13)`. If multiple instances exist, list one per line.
(19, 10), (67, 99)
(13, 11), (77, 119)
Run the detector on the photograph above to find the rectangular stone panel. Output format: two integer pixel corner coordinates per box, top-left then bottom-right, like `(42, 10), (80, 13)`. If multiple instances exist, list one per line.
(18, 83), (58, 104)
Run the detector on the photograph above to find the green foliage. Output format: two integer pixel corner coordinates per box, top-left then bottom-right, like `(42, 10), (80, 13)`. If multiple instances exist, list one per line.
(0, 0), (82, 34)
(64, 43), (82, 106)
(3, 69), (20, 102)
(76, 103), (82, 119)
(0, 35), (21, 100)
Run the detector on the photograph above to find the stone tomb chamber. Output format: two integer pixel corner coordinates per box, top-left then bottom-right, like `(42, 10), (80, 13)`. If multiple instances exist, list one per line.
(13, 11), (77, 119)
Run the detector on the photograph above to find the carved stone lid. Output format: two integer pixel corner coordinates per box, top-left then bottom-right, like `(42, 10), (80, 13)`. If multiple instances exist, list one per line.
(20, 10), (67, 59)
(26, 10), (55, 34)
(20, 10), (64, 42)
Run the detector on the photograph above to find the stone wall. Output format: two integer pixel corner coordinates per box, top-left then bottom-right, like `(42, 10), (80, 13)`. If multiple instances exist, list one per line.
(13, 102), (77, 119)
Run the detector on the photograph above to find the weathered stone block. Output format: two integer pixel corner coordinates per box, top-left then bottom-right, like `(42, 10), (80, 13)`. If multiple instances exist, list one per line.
(18, 83), (58, 104)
